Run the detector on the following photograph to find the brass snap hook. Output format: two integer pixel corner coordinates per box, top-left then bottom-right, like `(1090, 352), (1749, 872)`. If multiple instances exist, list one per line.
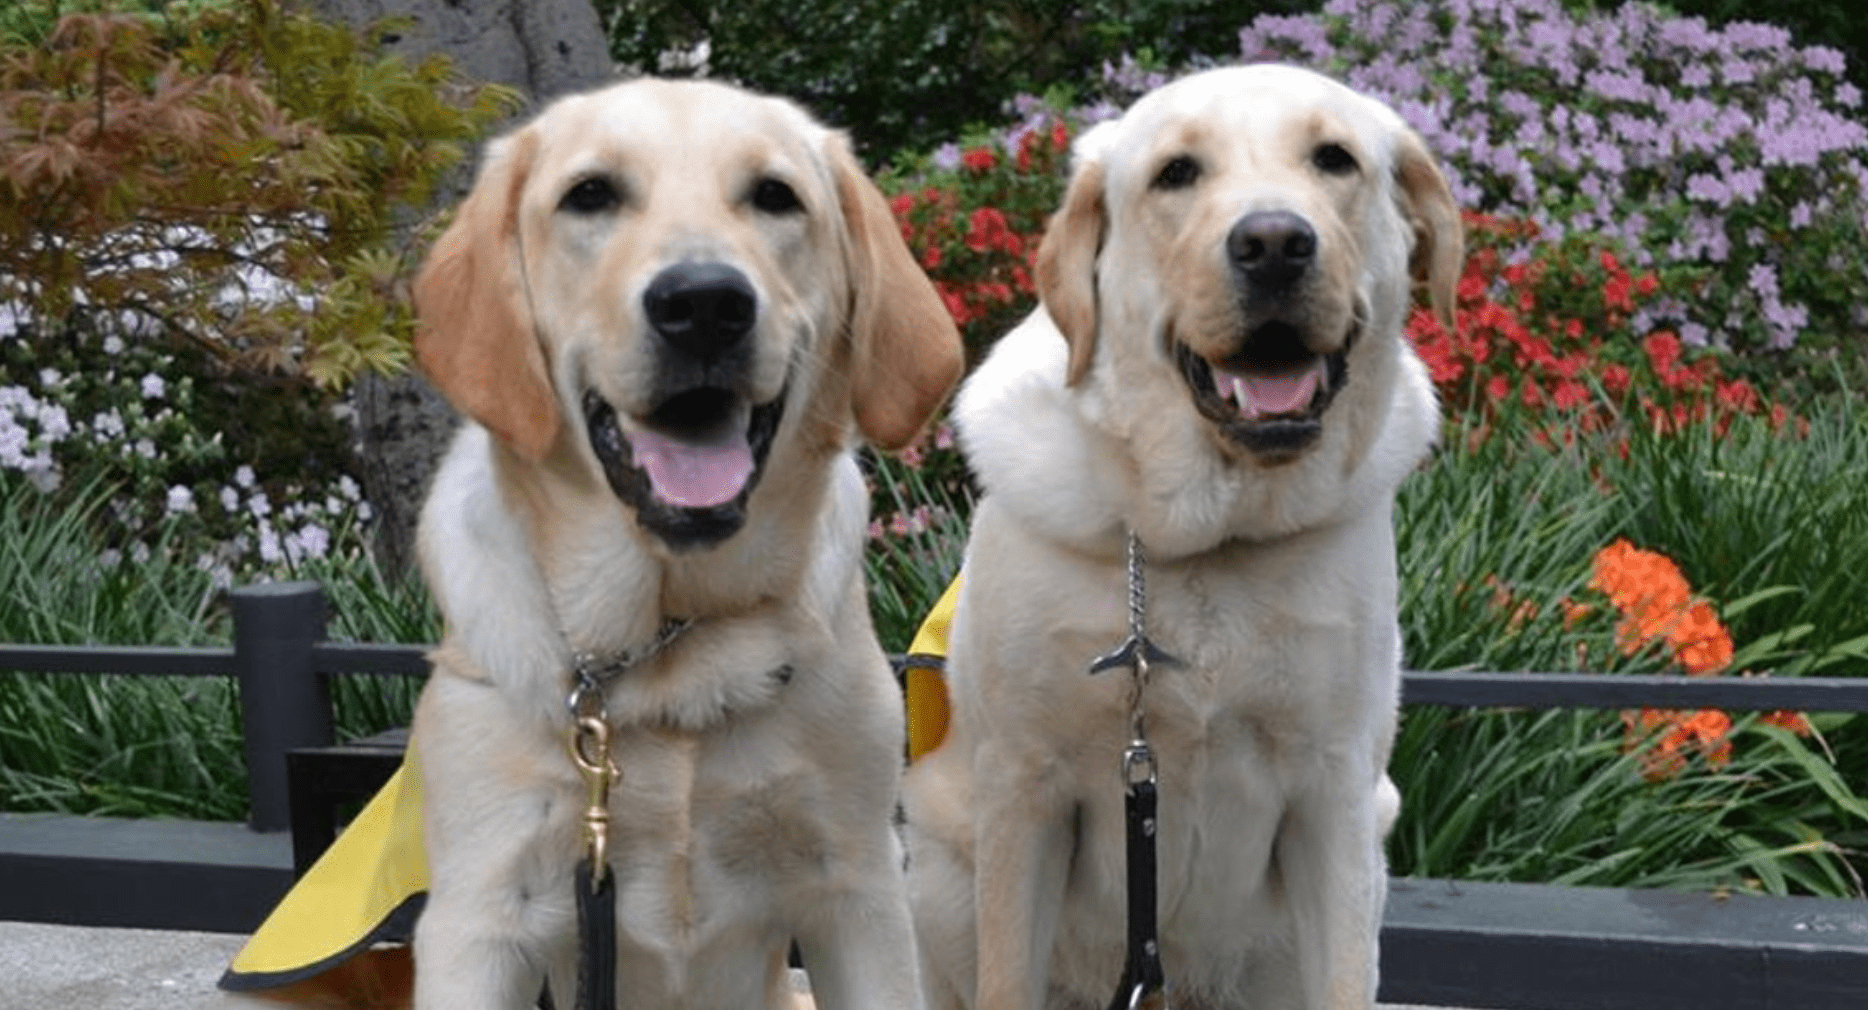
(568, 713), (620, 889)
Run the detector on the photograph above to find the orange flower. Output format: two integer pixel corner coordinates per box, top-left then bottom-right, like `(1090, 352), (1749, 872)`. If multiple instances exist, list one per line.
(1622, 707), (1733, 780)
(1760, 710), (1814, 736)
(1559, 598), (1593, 629)
(1587, 539), (1807, 780)
(1667, 601), (1734, 675)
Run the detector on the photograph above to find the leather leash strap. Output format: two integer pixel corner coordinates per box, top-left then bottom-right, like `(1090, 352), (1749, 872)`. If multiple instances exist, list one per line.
(573, 859), (617, 1010)
(1090, 532), (1178, 1010)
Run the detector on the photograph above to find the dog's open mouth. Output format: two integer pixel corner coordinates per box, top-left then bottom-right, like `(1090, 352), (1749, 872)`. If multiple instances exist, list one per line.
(583, 386), (786, 549)
(1175, 321), (1351, 462)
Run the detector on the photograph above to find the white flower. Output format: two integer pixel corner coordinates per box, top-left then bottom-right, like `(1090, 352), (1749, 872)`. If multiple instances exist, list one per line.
(0, 419), (26, 469)
(219, 486), (239, 512)
(38, 368), (60, 389)
(26, 462), (60, 493)
(92, 409), (125, 440)
(292, 523), (331, 561)
(337, 475), (361, 501)
(235, 465), (256, 489)
(257, 523), (283, 565)
(247, 492), (271, 518)
(130, 541), (151, 565)
(36, 404), (70, 442)
(165, 485), (196, 516)
(135, 438), (156, 459)
(140, 373), (165, 400)
(103, 335), (125, 355)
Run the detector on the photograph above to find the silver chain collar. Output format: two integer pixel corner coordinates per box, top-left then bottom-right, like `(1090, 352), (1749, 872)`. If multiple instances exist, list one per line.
(566, 617), (693, 722)
(1089, 531), (1182, 785)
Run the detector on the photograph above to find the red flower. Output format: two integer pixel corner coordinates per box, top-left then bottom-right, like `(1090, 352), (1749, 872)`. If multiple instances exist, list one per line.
(1603, 274), (1634, 313)
(1601, 363), (1632, 398)
(935, 282), (974, 326)
(1551, 378), (1590, 411)
(1456, 270), (1488, 303)
(1051, 119), (1070, 151)
(961, 147), (996, 172)
(965, 207), (1008, 253)
(1714, 378), (1759, 414)
(1643, 331), (1681, 378)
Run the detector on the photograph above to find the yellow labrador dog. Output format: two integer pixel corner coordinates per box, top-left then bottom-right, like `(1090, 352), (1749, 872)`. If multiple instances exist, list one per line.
(903, 65), (1461, 1010)
(409, 78), (961, 1010)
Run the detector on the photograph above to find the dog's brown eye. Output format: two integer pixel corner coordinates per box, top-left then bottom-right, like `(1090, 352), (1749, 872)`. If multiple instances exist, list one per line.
(1152, 155), (1200, 190)
(751, 177), (803, 215)
(1312, 143), (1358, 175)
(560, 176), (621, 214)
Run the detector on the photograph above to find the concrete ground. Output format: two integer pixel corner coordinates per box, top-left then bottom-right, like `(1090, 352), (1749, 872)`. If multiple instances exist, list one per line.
(0, 922), (262, 1009)
(0, 920), (1468, 1009)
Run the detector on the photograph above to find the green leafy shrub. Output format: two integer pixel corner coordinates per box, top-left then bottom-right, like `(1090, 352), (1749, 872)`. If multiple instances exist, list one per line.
(595, 0), (1315, 158)
(0, 0), (517, 386)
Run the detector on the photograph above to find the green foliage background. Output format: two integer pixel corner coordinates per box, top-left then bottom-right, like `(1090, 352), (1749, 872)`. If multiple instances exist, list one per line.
(596, 0), (1868, 159)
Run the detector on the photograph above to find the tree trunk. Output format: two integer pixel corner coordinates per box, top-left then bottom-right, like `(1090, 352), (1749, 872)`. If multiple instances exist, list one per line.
(296, 0), (613, 576)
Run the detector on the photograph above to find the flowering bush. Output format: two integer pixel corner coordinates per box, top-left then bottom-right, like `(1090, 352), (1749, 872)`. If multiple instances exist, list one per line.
(1481, 537), (1819, 782)
(1407, 211), (1792, 437)
(882, 105), (1074, 356)
(0, 330), (366, 585)
(864, 103), (1081, 545)
(1220, 0), (1868, 363)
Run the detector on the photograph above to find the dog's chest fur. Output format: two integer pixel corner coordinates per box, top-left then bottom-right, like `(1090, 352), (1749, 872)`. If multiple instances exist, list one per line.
(1016, 526), (1399, 1005)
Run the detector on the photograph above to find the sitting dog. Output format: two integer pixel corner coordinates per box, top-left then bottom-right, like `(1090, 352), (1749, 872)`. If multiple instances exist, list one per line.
(408, 77), (962, 1010)
(903, 65), (1462, 1010)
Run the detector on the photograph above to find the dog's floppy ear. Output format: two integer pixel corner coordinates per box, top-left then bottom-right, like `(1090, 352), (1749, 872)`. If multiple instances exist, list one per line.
(1392, 129), (1464, 331)
(412, 130), (561, 461)
(1036, 157), (1106, 387)
(827, 135), (964, 451)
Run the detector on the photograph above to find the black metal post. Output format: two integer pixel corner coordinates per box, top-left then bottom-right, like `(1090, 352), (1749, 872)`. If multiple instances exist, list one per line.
(230, 581), (333, 833)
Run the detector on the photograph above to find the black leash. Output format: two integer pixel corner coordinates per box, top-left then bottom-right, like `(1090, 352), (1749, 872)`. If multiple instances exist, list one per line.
(574, 858), (618, 1010)
(1108, 747), (1168, 1010)
(1089, 532), (1179, 1010)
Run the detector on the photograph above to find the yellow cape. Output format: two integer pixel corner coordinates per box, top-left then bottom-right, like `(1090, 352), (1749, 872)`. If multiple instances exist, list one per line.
(903, 574), (960, 763)
(220, 577), (962, 999)
(219, 745), (427, 996)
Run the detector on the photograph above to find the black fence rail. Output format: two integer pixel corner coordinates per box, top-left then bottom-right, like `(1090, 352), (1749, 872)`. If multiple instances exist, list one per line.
(2, 580), (1865, 1009)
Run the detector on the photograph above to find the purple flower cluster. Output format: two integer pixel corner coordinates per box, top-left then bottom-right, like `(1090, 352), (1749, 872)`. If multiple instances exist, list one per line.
(1207, 0), (1868, 354)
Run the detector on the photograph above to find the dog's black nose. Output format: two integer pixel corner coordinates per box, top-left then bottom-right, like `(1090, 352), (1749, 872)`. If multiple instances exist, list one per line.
(643, 262), (757, 357)
(1228, 211), (1316, 292)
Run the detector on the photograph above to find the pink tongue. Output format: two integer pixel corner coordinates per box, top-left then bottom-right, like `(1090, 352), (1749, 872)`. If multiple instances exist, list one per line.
(624, 428), (754, 508)
(1225, 368), (1320, 417)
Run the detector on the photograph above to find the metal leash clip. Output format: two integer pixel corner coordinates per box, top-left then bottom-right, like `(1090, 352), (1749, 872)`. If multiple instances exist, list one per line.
(567, 677), (620, 889)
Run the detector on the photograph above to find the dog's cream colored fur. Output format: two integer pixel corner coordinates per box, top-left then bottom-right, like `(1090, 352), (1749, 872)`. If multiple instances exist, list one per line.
(408, 78), (960, 1010)
(902, 65), (1461, 1010)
